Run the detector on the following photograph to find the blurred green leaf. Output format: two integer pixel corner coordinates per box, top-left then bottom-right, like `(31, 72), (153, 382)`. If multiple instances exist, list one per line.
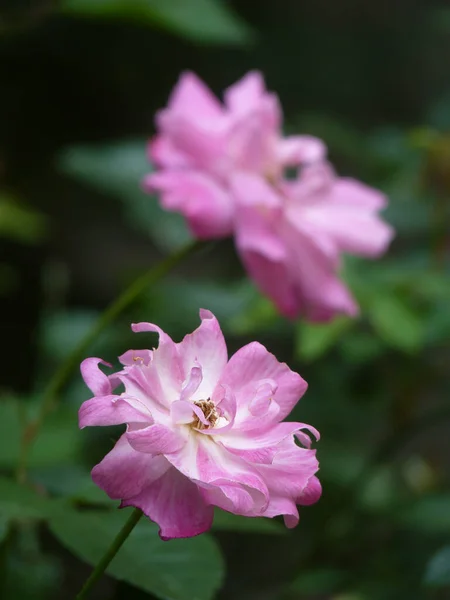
(143, 278), (258, 338)
(226, 293), (281, 336)
(393, 495), (450, 533)
(424, 545), (450, 587)
(295, 316), (354, 361)
(0, 194), (47, 244)
(61, 0), (253, 44)
(49, 508), (224, 600)
(0, 398), (82, 468)
(367, 292), (424, 353)
(290, 568), (347, 594)
(31, 465), (115, 507)
(39, 308), (119, 362)
(212, 509), (284, 534)
(0, 514), (9, 542)
(0, 477), (54, 520)
(59, 140), (191, 251)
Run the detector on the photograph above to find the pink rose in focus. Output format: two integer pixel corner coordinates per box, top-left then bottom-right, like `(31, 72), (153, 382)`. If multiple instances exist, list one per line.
(79, 310), (320, 540)
(143, 72), (394, 321)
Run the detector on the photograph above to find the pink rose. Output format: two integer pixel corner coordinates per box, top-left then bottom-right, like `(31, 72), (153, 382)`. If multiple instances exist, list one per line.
(144, 72), (394, 320)
(79, 310), (320, 540)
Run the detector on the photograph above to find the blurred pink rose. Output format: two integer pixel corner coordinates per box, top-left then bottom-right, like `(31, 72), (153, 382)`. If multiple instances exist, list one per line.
(144, 72), (394, 320)
(79, 310), (320, 540)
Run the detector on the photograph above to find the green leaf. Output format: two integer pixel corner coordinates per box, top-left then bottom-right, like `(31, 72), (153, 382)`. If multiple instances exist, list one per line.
(367, 292), (424, 353)
(59, 140), (191, 251)
(295, 317), (354, 361)
(212, 509), (284, 534)
(49, 508), (224, 600)
(0, 195), (47, 244)
(0, 398), (82, 468)
(0, 477), (55, 520)
(424, 545), (450, 587)
(60, 0), (253, 45)
(30, 465), (115, 507)
(393, 495), (450, 533)
(0, 513), (9, 542)
(290, 568), (347, 594)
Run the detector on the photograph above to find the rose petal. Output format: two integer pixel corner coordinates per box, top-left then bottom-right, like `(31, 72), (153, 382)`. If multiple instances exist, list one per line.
(79, 395), (153, 429)
(126, 424), (186, 455)
(92, 434), (169, 499)
(120, 466), (214, 540)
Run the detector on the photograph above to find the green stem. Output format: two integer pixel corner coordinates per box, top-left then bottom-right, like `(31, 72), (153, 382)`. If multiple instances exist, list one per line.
(16, 240), (205, 483)
(75, 508), (143, 600)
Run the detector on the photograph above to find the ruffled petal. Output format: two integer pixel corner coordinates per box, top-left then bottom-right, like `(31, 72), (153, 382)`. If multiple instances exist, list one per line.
(177, 309), (228, 401)
(262, 495), (300, 528)
(166, 71), (223, 120)
(165, 436), (269, 517)
(298, 475), (322, 506)
(217, 341), (308, 423)
(126, 424), (186, 455)
(143, 171), (233, 239)
(79, 395), (153, 429)
(131, 322), (183, 405)
(280, 219), (359, 321)
(256, 438), (320, 502)
(277, 135), (327, 165)
(224, 71), (266, 113)
(80, 358), (113, 396)
(91, 434), (170, 499)
(304, 179), (394, 257)
(120, 466), (214, 540)
(118, 349), (152, 367)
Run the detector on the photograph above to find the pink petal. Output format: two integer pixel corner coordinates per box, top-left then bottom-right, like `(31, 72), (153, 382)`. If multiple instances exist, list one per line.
(155, 113), (226, 172)
(217, 341), (308, 423)
(121, 466), (214, 540)
(331, 178), (388, 210)
(131, 321), (183, 404)
(143, 171), (233, 239)
(78, 395), (153, 429)
(248, 379), (278, 416)
(170, 400), (209, 427)
(224, 71), (281, 132)
(224, 71), (266, 113)
(91, 434), (170, 499)
(304, 179), (394, 257)
(221, 421), (318, 453)
(197, 440), (269, 516)
(165, 436), (269, 517)
(256, 439), (320, 502)
(262, 495), (300, 528)
(298, 476), (322, 506)
(167, 71), (223, 120)
(118, 349), (152, 367)
(148, 135), (190, 169)
(126, 424), (186, 455)
(177, 309), (228, 401)
(277, 135), (327, 165)
(238, 248), (299, 318)
(280, 220), (359, 321)
(179, 364), (203, 403)
(80, 358), (113, 396)
(231, 172), (281, 210)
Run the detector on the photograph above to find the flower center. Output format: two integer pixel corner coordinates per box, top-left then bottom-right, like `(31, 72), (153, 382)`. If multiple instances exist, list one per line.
(192, 399), (219, 430)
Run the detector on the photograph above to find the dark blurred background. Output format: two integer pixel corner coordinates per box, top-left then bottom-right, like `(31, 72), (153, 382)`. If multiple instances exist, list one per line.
(1, 1), (450, 599)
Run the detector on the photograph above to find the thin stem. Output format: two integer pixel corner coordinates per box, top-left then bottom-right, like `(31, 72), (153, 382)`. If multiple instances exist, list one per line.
(16, 240), (205, 483)
(75, 508), (143, 600)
